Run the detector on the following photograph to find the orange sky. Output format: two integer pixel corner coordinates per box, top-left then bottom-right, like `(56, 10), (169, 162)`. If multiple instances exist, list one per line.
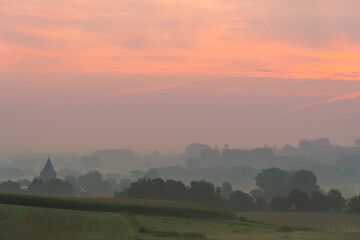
(1, 0), (360, 152)
(1, 0), (360, 79)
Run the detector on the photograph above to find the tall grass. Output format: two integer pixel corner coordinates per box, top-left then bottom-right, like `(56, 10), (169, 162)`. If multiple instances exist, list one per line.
(0, 193), (235, 219)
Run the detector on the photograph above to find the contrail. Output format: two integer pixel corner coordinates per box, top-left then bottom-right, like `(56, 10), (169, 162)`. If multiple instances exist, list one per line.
(296, 92), (360, 110)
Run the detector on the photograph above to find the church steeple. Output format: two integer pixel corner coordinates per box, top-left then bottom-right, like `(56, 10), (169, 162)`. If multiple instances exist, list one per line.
(40, 155), (57, 180)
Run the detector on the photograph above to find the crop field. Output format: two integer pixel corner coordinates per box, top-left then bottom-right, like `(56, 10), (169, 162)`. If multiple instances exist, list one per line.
(237, 212), (360, 232)
(0, 193), (233, 219)
(2, 203), (360, 240)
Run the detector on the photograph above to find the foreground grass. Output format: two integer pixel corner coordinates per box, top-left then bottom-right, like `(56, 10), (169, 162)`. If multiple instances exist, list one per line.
(0, 204), (131, 240)
(237, 212), (360, 232)
(2, 203), (360, 240)
(136, 214), (360, 240)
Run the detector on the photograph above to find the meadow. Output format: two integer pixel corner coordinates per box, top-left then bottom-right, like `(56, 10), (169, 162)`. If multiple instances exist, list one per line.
(2, 202), (360, 240)
(2, 193), (360, 239)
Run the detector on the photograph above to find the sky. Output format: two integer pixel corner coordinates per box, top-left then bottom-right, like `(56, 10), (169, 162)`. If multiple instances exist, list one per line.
(1, 0), (360, 153)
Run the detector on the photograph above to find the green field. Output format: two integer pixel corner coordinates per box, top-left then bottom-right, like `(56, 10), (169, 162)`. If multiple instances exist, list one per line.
(2, 203), (360, 240)
(0, 204), (131, 240)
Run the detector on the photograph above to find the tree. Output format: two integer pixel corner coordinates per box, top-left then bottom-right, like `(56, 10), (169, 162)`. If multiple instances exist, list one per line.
(27, 178), (73, 196)
(164, 179), (187, 201)
(255, 168), (293, 200)
(230, 190), (254, 211)
(0, 180), (21, 193)
(255, 196), (267, 211)
(309, 190), (330, 212)
(27, 177), (44, 195)
(250, 189), (264, 199)
(189, 180), (215, 204)
(289, 170), (319, 195)
(221, 182), (233, 199)
(77, 171), (104, 194)
(326, 188), (346, 211)
(348, 195), (360, 213)
(185, 143), (211, 157)
(269, 196), (290, 211)
(288, 189), (309, 211)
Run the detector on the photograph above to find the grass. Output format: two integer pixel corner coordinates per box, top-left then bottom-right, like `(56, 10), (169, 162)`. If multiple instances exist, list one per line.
(2, 199), (360, 240)
(0, 192), (234, 219)
(0, 204), (131, 240)
(0, 194), (360, 240)
(135, 214), (360, 240)
(237, 212), (360, 232)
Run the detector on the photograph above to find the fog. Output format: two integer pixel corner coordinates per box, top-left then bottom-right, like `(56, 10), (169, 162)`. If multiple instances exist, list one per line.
(1, 137), (360, 198)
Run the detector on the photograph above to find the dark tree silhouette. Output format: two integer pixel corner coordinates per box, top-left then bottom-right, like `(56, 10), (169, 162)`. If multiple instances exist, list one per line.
(326, 188), (346, 211)
(255, 167), (292, 200)
(189, 180), (216, 204)
(290, 169), (319, 194)
(0, 180), (21, 193)
(309, 190), (330, 212)
(349, 195), (360, 213)
(288, 189), (309, 211)
(28, 178), (73, 196)
(269, 196), (290, 211)
(230, 190), (254, 211)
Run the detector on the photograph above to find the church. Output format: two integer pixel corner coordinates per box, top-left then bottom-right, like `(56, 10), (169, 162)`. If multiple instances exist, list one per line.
(40, 156), (57, 180)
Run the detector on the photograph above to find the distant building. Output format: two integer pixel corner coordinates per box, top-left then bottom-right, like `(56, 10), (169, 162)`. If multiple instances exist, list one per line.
(40, 156), (57, 180)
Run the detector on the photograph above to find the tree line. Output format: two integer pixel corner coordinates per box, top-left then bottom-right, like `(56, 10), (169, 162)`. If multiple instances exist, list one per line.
(115, 168), (360, 213)
(2, 167), (360, 213)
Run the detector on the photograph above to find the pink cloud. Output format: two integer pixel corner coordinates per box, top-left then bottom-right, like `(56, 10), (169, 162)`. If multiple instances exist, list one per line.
(1, 0), (360, 79)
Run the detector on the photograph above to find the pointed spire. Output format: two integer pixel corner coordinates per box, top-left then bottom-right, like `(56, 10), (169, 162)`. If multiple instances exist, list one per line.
(40, 154), (57, 180)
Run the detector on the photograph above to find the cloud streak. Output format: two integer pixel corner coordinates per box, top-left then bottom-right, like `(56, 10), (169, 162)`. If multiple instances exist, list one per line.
(296, 92), (360, 110)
